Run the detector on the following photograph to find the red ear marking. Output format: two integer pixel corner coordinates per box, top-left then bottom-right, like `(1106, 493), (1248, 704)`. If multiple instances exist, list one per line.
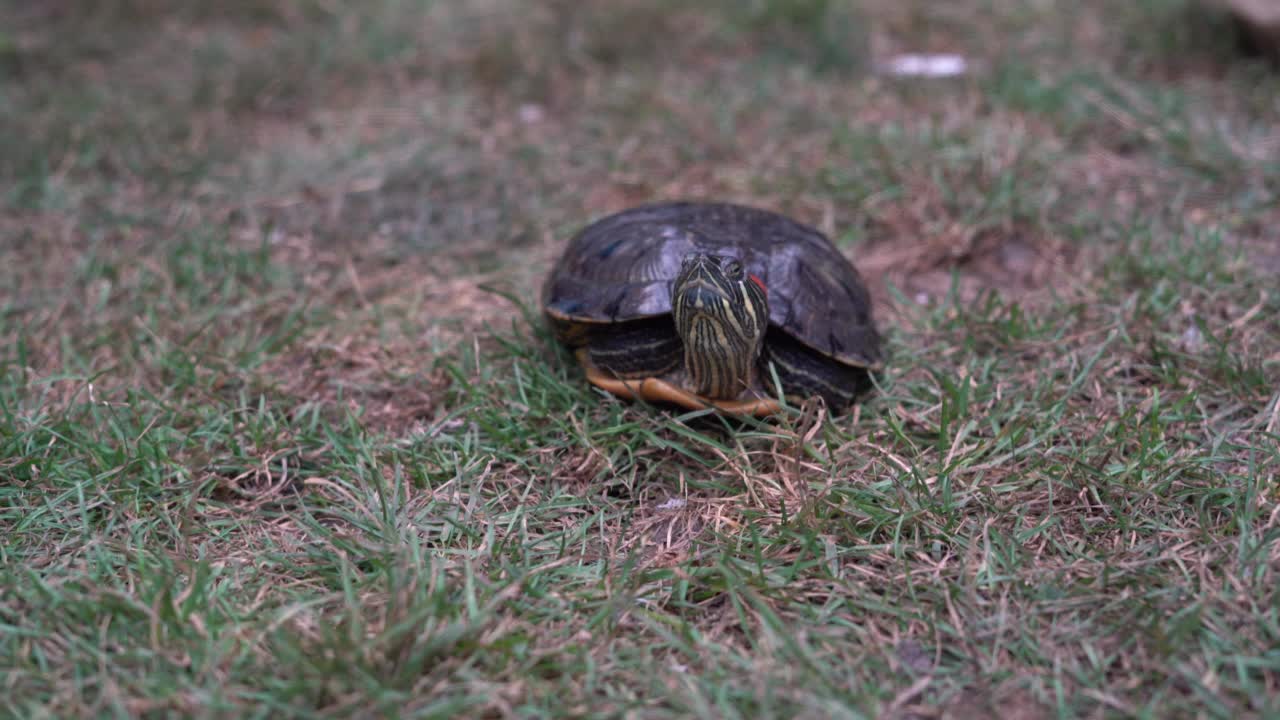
(749, 274), (767, 296)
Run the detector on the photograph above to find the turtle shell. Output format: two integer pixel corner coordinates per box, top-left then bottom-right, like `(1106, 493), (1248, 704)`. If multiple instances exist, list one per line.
(542, 201), (882, 370)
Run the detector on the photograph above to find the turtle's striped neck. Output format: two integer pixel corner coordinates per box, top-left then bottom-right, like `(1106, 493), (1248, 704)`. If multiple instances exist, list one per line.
(671, 253), (768, 400)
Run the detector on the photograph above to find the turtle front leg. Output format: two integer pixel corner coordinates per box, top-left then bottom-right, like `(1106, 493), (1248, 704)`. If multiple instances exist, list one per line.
(758, 329), (873, 411)
(578, 347), (783, 416)
(586, 316), (682, 379)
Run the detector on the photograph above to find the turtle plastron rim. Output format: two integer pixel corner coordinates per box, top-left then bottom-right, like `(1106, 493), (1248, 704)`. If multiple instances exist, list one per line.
(575, 349), (784, 417)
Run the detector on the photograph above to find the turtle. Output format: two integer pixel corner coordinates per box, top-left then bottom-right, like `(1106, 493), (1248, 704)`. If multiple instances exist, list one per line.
(542, 200), (883, 416)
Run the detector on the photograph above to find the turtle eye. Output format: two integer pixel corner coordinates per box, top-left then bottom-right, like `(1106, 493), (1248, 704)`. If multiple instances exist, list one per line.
(723, 259), (744, 279)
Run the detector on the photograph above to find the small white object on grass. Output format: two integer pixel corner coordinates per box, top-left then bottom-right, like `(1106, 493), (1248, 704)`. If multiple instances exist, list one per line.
(656, 497), (686, 511)
(1180, 324), (1205, 353)
(518, 103), (545, 124)
(882, 53), (969, 78)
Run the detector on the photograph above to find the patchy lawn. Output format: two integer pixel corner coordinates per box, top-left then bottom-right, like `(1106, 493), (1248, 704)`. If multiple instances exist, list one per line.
(2, 0), (1278, 717)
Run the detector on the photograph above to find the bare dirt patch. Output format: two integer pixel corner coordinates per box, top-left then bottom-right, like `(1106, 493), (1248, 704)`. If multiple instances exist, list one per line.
(858, 219), (1079, 310)
(261, 337), (448, 436)
(615, 497), (711, 568)
(913, 685), (1051, 720)
(1223, 206), (1280, 275)
(249, 270), (520, 437)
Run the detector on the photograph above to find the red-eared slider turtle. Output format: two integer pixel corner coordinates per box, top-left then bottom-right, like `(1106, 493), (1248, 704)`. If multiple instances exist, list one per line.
(542, 201), (883, 416)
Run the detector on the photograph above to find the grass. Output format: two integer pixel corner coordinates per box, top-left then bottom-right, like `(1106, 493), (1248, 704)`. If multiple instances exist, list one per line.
(2, 0), (1279, 717)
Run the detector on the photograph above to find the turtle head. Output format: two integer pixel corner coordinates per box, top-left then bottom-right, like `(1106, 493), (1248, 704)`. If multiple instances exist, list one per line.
(670, 253), (769, 400)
